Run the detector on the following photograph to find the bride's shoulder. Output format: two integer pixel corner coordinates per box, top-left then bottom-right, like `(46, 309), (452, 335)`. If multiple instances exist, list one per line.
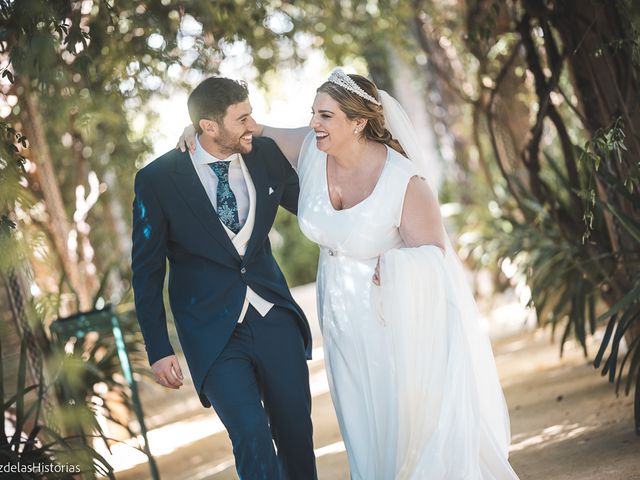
(386, 147), (419, 177)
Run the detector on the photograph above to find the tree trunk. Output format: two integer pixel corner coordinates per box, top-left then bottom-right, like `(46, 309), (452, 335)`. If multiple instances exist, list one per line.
(20, 80), (94, 312)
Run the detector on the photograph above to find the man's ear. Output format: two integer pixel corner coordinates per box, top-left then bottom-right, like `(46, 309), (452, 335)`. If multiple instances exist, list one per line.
(199, 118), (218, 136)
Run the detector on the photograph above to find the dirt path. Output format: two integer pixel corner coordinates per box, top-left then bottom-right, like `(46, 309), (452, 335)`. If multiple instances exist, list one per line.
(496, 331), (639, 480)
(111, 285), (640, 480)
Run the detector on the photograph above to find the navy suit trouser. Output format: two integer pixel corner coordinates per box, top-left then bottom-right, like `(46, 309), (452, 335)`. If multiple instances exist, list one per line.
(201, 305), (317, 480)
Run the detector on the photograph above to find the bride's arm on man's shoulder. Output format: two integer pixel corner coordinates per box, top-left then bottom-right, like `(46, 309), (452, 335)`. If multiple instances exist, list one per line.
(399, 176), (446, 253)
(259, 125), (311, 169)
(176, 124), (197, 153)
(175, 123), (310, 168)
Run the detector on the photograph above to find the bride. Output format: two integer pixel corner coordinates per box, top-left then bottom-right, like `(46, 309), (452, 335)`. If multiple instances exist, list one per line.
(180, 68), (519, 479)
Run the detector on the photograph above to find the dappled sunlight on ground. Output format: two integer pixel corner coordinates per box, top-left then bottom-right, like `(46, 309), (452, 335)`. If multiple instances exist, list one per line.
(97, 412), (226, 471)
(315, 441), (346, 458)
(509, 423), (595, 453)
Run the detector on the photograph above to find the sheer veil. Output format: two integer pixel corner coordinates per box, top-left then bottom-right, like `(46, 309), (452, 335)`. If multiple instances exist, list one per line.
(379, 90), (516, 474)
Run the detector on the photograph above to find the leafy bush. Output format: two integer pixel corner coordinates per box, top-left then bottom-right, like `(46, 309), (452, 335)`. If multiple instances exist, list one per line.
(1, 338), (115, 479)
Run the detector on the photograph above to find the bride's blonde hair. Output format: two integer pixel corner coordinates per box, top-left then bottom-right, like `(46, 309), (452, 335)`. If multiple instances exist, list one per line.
(317, 74), (406, 156)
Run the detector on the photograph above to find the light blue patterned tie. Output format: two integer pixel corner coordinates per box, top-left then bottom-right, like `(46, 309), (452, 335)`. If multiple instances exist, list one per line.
(209, 161), (241, 233)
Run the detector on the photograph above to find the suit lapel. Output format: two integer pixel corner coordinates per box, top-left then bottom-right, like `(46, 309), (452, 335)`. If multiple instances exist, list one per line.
(243, 143), (274, 263)
(170, 151), (241, 261)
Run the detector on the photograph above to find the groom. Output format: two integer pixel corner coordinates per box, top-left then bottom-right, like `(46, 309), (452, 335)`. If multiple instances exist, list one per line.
(131, 77), (317, 479)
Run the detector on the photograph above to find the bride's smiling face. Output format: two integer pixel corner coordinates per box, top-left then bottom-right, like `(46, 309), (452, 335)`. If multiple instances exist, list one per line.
(309, 92), (360, 154)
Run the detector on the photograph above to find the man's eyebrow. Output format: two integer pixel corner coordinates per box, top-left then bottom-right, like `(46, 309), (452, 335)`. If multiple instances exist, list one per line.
(235, 111), (252, 120)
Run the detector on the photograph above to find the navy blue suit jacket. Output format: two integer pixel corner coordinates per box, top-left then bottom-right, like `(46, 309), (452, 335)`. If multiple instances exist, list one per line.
(131, 137), (312, 407)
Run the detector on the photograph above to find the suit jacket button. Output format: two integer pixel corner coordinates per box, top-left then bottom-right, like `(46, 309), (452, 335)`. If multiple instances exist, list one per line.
(240, 267), (246, 274)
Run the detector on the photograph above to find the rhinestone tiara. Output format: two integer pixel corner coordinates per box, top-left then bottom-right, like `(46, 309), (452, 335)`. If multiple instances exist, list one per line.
(327, 68), (381, 106)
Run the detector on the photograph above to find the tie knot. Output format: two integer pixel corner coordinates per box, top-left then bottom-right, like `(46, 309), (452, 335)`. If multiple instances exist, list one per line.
(209, 161), (231, 180)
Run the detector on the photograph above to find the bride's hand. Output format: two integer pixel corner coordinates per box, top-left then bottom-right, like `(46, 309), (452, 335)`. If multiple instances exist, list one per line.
(372, 257), (381, 285)
(176, 124), (197, 153)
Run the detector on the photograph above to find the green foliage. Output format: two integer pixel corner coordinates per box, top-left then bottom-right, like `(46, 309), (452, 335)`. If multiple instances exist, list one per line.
(578, 117), (638, 211)
(272, 208), (319, 287)
(0, 122), (34, 276)
(0, 337), (115, 479)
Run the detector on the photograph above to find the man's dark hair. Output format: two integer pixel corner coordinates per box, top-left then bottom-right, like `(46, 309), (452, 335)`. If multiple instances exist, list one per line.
(187, 77), (249, 134)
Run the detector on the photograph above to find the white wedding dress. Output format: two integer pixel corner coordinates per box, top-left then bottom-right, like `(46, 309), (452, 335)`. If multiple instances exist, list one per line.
(297, 129), (519, 480)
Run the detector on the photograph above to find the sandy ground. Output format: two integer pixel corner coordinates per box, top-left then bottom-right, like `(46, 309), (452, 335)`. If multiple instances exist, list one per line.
(108, 284), (640, 480)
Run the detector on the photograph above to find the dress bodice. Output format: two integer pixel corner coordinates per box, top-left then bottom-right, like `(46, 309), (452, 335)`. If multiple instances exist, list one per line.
(297, 131), (418, 260)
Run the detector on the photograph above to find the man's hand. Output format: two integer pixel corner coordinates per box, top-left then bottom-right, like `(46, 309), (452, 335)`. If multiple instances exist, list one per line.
(151, 355), (184, 389)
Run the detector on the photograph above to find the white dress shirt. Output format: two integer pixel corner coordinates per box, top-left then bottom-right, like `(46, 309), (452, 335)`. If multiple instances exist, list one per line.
(190, 135), (274, 321)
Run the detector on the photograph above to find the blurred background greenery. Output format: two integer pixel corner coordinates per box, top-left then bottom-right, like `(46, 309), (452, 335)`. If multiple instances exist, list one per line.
(1, 0), (639, 476)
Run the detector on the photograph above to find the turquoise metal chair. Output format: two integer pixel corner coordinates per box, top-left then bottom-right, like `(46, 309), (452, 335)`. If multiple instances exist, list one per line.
(50, 305), (160, 480)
